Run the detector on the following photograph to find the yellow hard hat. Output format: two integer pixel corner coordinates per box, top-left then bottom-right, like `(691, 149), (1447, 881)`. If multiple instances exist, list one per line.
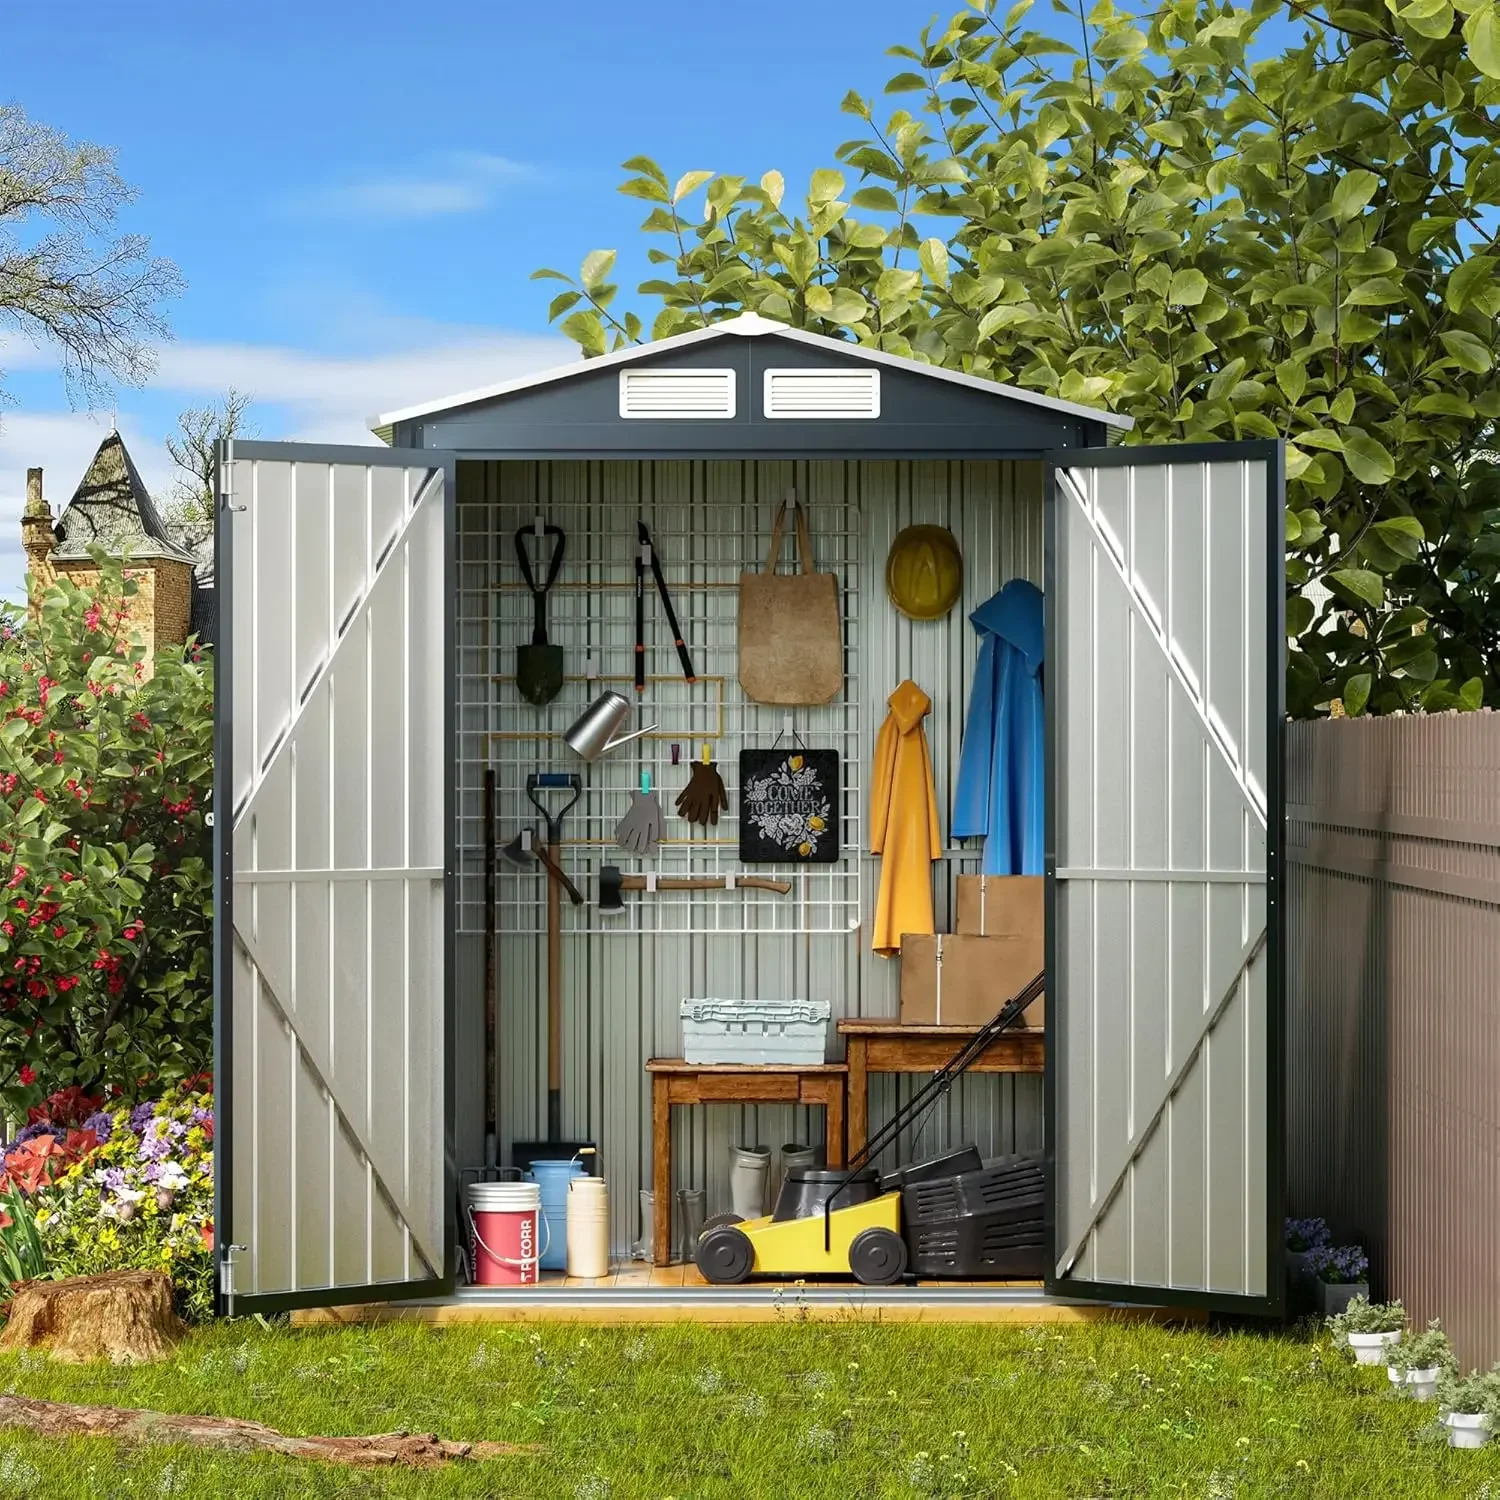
(885, 525), (964, 621)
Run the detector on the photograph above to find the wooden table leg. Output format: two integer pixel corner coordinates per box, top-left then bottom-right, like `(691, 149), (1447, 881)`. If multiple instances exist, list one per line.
(652, 1073), (671, 1267)
(846, 1035), (868, 1161)
(824, 1080), (845, 1169)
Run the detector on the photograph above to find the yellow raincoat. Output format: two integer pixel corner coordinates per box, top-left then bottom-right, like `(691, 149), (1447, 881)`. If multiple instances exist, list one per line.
(870, 680), (942, 957)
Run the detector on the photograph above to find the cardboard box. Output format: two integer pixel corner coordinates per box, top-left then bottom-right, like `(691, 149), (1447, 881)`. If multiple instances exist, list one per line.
(899, 932), (1044, 1028)
(956, 874), (1043, 940)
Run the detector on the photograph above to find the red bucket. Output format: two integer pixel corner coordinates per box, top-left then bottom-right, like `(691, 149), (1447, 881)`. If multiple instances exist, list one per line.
(467, 1180), (549, 1285)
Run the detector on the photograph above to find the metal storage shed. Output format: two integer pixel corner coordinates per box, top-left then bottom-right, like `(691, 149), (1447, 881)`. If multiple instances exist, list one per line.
(213, 312), (1285, 1317)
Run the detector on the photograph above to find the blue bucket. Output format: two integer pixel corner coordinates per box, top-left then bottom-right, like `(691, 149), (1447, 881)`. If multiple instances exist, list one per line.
(525, 1159), (587, 1271)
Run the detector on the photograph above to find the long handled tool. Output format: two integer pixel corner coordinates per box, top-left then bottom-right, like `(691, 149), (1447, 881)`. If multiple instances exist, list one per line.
(483, 770), (499, 1176)
(499, 827), (585, 906)
(821, 970), (1046, 1248)
(635, 520), (696, 694)
(526, 772), (581, 1142)
(515, 521), (566, 706)
(597, 865), (791, 913)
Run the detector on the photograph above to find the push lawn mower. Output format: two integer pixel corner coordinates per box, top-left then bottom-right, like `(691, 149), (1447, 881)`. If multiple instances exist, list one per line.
(694, 970), (1046, 1286)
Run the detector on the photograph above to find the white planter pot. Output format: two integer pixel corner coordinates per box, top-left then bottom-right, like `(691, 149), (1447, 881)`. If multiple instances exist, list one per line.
(1348, 1330), (1402, 1366)
(1445, 1411), (1491, 1449)
(1407, 1367), (1442, 1401)
(1388, 1365), (1407, 1395)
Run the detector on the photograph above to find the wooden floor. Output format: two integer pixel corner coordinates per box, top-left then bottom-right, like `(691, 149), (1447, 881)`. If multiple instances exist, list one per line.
(290, 1261), (1208, 1327)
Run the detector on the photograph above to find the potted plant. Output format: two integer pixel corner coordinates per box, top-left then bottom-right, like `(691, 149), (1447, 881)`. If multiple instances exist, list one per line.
(1387, 1320), (1456, 1401)
(1435, 1367), (1500, 1449)
(1326, 1296), (1405, 1365)
(1306, 1243), (1369, 1317)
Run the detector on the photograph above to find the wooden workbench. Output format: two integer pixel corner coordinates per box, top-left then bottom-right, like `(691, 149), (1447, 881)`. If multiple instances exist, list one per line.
(646, 1060), (848, 1268)
(837, 1019), (1044, 1157)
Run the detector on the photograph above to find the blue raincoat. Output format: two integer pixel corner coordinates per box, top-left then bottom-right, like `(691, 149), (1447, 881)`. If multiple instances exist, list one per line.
(951, 579), (1045, 876)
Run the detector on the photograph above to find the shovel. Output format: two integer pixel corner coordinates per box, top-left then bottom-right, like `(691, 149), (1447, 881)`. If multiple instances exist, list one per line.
(515, 521), (566, 707)
(527, 772), (581, 1142)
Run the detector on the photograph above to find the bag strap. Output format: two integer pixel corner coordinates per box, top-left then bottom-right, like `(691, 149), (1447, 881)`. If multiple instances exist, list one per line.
(762, 493), (816, 576)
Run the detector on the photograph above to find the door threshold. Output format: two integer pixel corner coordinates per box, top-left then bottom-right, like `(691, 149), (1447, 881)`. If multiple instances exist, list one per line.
(291, 1282), (1207, 1326)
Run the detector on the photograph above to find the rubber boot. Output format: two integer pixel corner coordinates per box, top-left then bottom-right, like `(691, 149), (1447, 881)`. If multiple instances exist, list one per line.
(776, 1144), (822, 1213)
(729, 1145), (771, 1221)
(631, 1189), (654, 1262)
(677, 1188), (705, 1264)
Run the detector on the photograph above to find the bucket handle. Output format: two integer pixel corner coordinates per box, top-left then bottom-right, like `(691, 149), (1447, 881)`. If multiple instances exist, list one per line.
(466, 1204), (551, 1274)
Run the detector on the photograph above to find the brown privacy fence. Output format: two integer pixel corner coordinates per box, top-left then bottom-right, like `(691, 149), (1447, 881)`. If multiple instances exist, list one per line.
(1287, 713), (1500, 1369)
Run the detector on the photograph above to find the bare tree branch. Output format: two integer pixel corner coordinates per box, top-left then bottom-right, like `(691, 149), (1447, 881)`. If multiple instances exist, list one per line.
(0, 104), (182, 408)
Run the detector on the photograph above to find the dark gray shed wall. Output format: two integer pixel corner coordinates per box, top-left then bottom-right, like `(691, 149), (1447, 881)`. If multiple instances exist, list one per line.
(392, 334), (1111, 457)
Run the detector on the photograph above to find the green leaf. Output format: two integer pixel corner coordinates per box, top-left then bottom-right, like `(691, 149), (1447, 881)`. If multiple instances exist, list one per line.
(1446, 256), (1498, 313)
(1343, 277), (1406, 307)
(919, 238), (950, 289)
(580, 249), (617, 290)
(851, 186), (900, 212)
(547, 291), (582, 322)
(1464, 0), (1500, 80)
(1275, 358), (1308, 406)
(1330, 568), (1385, 609)
(1286, 510), (1303, 543)
(809, 168), (846, 204)
(1459, 676), (1485, 710)
(1285, 594), (1316, 637)
(1331, 170), (1380, 221)
(1440, 329), (1494, 373)
(885, 71), (928, 93)
(560, 309), (607, 357)
(530, 268), (574, 284)
(1342, 430), (1396, 485)
(1168, 268), (1208, 306)
(672, 171), (714, 205)
(1412, 392), (1476, 418)
(826, 288), (869, 325)
(1342, 673), (1372, 716)
(622, 155), (668, 187)
(1373, 516), (1425, 558)
(761, 170), (785, 210)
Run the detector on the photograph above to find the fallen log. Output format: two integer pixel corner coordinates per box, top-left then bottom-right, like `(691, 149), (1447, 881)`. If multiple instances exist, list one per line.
(0, 1395), (538, 1468)
(0, 1271), (183, 1363)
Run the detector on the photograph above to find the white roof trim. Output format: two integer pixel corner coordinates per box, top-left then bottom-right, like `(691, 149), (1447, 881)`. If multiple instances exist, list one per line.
(368, 311), (1134, 432)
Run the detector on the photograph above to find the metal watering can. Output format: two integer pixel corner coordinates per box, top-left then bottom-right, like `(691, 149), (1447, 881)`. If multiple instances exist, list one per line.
(563, 691), (656, 762)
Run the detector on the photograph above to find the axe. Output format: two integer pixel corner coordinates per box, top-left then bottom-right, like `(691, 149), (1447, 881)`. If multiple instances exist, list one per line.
(598, 865), (792, 913)
(499, 826), (584, 906)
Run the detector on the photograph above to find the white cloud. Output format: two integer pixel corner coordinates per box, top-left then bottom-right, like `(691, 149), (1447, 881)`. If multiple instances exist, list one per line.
(284, 153), (533, 221)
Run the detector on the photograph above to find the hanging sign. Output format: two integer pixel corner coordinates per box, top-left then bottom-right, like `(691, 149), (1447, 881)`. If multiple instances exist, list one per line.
(738, 749), (841, 864)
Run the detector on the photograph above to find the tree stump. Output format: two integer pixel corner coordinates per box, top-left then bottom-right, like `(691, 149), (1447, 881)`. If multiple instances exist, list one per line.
(0, 1270), (184, 1364)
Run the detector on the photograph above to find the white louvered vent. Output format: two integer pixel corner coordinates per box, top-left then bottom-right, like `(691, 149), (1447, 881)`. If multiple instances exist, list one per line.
(763, 367), (881, 419)
(618, 368), (736, 418)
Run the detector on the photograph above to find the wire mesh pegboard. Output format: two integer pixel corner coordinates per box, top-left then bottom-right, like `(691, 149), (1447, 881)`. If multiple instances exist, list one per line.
(455, 459), (863, 937)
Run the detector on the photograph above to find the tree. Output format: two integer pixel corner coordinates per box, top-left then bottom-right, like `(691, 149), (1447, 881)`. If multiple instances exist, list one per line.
(536, 0), (1500, 718)
(160, 389), (254, 544)
(0, 556), (213, 1115)
(0, 105), (182, 408)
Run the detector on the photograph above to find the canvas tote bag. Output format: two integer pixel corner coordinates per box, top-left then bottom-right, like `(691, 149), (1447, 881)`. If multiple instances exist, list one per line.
(738, 497), (843, 705)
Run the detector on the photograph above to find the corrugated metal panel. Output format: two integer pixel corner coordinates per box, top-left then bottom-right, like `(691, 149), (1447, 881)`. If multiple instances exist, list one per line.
(1288, 713), (1500, 1369)
(459, 459), (1044, 1254)
(223, 448), (448, 1305)
(1051, 452), (1274, 1301)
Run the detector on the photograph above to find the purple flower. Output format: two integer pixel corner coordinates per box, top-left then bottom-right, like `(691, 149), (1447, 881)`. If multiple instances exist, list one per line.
(100, 1167), (127, 1191)
(1307, 1243), (1368, 1284)
(128, 1102), (156, 1135)
(13, 1121), (59, 1147)
(1284, 1216), (1331, 1253)
(82, 1111), (113, 1144)
(190, 1107), (212, 1128)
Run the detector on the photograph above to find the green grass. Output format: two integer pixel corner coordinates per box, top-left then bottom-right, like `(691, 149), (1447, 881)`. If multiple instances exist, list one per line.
(0, 1315), (1495, 1497)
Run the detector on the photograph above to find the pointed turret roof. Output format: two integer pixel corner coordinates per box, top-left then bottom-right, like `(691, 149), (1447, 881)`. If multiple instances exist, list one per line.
(52, 431), (194, 563)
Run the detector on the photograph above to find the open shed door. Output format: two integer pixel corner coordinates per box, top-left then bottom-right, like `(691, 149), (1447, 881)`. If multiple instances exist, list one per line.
(214, 441), (455, 1314)
(1045, 441), (1284, 1314)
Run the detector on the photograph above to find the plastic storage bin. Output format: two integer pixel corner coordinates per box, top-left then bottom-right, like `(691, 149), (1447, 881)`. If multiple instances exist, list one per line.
(900, 1151), (1046, 1279)
(680, 999), (831, 1065)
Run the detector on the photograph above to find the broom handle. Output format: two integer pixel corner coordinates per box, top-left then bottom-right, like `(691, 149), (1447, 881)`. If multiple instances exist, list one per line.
(547, 836), (563, 1139)
(619, 875), (791, 894)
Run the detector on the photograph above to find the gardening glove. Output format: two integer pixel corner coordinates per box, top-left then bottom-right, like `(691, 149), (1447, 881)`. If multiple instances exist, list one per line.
(615, 788), (665, 856)
(675, 760), (728, 827)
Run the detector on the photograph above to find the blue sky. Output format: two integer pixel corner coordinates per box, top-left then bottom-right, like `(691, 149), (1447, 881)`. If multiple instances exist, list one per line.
(0, 0), (969, 596)
(0, 2), (1313, 600)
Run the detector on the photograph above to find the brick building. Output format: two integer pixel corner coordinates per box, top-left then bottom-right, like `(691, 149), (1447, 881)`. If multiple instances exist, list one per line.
(20, 431), (215, 652)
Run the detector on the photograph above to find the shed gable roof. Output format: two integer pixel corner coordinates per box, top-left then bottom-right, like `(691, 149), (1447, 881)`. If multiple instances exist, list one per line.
(369, 312), (1134, 434)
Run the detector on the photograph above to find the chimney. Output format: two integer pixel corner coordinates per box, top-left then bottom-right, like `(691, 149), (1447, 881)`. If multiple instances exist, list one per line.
(21, 468), (56, 605)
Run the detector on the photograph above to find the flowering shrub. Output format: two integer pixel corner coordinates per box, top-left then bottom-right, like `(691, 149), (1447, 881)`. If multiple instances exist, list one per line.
(31, 1086), (214, 1320)
(1306, 1243), (1368, 1285)
(0, 553), (212, 1116)
(1284, 1216), (1331, 1253)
